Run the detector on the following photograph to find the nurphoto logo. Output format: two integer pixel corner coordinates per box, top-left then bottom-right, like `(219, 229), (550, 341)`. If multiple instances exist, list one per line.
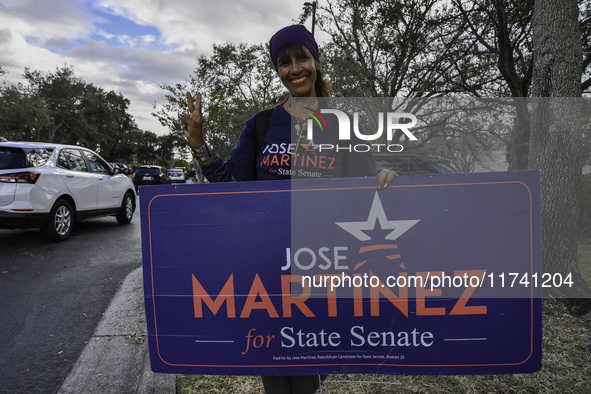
(305, 109), (419, 153)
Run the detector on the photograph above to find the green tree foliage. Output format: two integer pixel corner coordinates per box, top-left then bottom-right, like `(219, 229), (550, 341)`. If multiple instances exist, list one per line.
(0, 65), (177, 166)
(20, 67), (136, 153)
(172, 158), (191, 170)
(0, 82), (52, 141)
(154, 42), (284, 159)
(133, 130), (160, 164)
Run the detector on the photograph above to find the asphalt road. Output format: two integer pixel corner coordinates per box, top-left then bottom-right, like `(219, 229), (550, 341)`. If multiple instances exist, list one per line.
(0, 204), (142, 394)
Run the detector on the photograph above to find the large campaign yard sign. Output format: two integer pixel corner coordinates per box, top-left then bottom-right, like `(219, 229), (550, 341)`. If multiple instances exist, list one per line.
(141, 171), (542, 376)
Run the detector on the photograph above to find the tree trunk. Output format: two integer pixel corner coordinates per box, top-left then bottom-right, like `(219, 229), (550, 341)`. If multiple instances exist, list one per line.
(507, 99), (531, 171)
(530, 0), (590, 305)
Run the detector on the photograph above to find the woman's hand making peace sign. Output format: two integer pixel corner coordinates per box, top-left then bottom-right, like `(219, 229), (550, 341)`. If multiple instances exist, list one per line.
(178, 92), (205, 149)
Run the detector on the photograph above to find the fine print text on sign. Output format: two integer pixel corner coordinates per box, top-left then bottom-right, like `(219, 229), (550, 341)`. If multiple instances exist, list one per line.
(141, 171), (542, 376)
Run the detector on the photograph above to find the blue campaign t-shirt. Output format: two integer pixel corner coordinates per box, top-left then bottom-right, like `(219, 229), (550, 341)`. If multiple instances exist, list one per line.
(225, 105), (376, 181)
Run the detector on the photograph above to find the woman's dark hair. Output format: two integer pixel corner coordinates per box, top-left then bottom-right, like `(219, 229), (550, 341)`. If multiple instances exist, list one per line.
(276, 43), (332, 98)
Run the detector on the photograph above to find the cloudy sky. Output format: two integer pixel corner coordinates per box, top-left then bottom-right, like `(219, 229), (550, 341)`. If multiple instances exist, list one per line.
(0, 0), (311, 135)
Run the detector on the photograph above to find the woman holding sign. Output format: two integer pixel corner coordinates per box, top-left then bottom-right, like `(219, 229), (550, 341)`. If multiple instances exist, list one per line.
(179, 24), (396, 188)
(179, 24), (395, 394)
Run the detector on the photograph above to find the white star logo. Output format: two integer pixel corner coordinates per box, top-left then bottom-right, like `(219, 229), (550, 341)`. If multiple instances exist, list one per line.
(336, 192), (419, 241)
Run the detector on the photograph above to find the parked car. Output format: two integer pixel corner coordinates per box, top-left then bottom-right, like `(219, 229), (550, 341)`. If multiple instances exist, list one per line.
(175, 167), (189, 180)
(132, 165), (171, 189)
(372, 152), (459, 175)
(0, 141), (136, 241)
(168, 168), (186, 183)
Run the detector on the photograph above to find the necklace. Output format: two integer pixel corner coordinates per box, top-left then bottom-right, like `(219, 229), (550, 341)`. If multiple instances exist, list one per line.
(290, 103), (316, 157)
(285, 98), (318, 119)
(284, 97), (319, 156)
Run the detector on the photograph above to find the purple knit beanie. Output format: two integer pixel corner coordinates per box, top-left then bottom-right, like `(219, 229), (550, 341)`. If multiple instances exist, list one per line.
(269, 25), (319, 70)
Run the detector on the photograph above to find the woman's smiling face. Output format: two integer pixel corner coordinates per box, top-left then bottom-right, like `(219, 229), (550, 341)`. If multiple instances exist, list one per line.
(277, 44), (318, 98)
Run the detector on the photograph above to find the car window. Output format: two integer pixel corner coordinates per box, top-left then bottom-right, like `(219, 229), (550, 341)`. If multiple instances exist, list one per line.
(135, 167), (162, 175)
(376, 160), (410, 175)
(431, 163), (457, 174)
(0, 147), (54, 169)
(27, 148), (54, 167)
(373, 154), (459, 175)
(58, 149), (88, 172)
(82, 151), (110, 174)
(0, 147), (27, 169)
(390, 162), (411, 174)
(416, 161), (440, 174)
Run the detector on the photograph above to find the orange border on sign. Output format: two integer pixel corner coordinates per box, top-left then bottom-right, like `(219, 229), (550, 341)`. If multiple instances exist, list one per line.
(146, 180), (538, 370)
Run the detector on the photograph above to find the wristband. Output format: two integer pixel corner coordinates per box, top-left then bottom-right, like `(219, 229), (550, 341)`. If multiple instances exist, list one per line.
(191, 144), (213, 163)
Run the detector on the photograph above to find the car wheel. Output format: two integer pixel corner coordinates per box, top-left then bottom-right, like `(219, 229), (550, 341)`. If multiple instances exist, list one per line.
(116, 191), (135, 224)
(43, 199), (74, 242)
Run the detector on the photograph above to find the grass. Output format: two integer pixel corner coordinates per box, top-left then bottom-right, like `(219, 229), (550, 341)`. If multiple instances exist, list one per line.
(176, 243), (591, 393)
(177, 302), (590, 393)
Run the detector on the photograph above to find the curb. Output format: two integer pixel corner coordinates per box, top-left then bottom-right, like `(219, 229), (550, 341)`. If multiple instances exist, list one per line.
(58, 267), (176, 393)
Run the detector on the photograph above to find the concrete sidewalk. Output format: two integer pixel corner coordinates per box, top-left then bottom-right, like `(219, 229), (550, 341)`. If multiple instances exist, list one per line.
(58, 267), (176, 394)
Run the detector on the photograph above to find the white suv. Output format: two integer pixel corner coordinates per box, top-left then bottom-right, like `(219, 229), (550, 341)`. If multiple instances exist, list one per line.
(0, 142), (136, 241)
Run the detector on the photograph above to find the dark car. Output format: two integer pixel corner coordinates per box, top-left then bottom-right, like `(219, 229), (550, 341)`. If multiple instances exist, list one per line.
(372, 152), (459, 175)
(132, 165), (171, 189)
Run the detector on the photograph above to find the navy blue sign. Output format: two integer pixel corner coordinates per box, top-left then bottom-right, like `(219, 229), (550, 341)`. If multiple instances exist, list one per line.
(141, 171), (542, 375)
